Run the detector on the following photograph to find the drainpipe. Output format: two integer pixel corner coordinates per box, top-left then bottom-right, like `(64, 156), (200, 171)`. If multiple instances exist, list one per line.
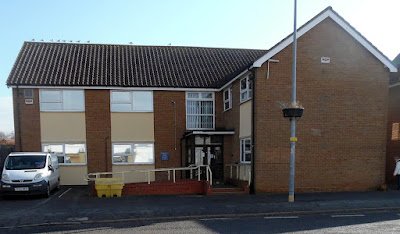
(105, 136), (109, 172)
(172, 101), (177, 151)
(250, 69), (256, 194)
(180, 135), (184, 178)
(16, 86), (22, 151)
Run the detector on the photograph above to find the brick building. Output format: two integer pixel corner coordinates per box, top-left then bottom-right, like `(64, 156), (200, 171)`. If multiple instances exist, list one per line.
(387, 54), (400, 184)
(6, 7), (397, 193)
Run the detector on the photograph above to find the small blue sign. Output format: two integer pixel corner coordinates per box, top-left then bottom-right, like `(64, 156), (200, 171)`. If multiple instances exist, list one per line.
(161, 152), (169, 161)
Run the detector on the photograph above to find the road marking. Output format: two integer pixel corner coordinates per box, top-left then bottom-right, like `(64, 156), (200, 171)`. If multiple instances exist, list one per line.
(200, 218), (233, 221)
(58, 188), (72, 198)
(67, 217), (89, 221)
(331, 214), (365, 218)
(38, 196), (53, 205)
(264, 216), (299, 219)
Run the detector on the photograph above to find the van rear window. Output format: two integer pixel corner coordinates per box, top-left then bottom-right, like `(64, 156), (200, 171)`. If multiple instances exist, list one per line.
(5, 156), (46, 170)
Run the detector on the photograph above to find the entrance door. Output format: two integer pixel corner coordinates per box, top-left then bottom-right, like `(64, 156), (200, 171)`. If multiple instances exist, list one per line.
(193, 146), (223, 184)
(186, 134), (224, 184)
(209, 146), (223, 184)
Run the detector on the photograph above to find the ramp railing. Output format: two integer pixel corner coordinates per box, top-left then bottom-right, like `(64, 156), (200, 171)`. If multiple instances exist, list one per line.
(85, 164), (213, 185)
(225, 163), (251, 186)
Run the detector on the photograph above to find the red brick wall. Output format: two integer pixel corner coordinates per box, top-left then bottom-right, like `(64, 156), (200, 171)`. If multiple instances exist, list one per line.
(13, 88), (41, 152)
(254, 18), (389, 193)
(221, 81), (242, 176)
(85, 90), (112, 173)
(215, 91), (223, 129)
(153, 91), (186, 180)
(122, 180), (206, 195)
(387, 84), (400, 183)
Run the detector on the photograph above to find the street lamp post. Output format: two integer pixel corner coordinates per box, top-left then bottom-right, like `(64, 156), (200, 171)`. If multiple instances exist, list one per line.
(289, 0), (298, 203)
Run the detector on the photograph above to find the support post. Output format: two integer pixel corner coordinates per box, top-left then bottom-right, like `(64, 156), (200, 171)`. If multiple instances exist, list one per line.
(206, 166), (209, 182)
(289, 0), (298, 203)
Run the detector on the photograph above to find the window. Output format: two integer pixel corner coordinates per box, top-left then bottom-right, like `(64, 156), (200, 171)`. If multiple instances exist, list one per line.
(5, 155), (46, 170)
(240, 138), (251, 163)
(111, 91), (153, 112)
(42, 143), (86, 164)
(223, 87), (232, 111)
(186, 92), (214, 129)
(40, 90), (85, 111)
(112, 143), (154, 164)
(240, 76), (252, 102)
(392, 123), (400, 140)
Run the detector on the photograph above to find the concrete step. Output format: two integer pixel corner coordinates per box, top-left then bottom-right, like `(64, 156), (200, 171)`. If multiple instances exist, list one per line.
(210, 190), (248, 195)
(210, 187), (244, 193)
(209, 187), (249, 195)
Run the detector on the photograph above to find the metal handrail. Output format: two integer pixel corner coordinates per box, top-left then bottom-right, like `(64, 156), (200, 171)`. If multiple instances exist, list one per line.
(225, 163), (251, 186)
(85, 164), (213, 185)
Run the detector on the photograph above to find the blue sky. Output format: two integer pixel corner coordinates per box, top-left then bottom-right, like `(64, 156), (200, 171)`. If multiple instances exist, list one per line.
(0, 0), (399, 134)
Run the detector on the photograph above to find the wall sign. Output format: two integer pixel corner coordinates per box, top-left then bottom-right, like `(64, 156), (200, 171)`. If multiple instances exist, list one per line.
(321, 57), (330, 63)
(161, 152), (169, 161)
(25, 99), (33, 105)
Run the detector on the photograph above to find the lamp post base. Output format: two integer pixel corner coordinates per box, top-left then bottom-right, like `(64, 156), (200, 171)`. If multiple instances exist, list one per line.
(289, 195), (294, 202)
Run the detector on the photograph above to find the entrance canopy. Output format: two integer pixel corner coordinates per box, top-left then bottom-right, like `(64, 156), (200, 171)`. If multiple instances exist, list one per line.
(186, 131), (235, 136)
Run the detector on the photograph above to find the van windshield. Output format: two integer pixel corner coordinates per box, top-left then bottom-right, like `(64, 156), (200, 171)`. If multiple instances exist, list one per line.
(5, 156), (46, 170)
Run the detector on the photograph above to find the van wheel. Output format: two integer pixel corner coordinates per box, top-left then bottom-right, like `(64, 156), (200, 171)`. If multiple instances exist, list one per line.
(44, 183), (50, 198)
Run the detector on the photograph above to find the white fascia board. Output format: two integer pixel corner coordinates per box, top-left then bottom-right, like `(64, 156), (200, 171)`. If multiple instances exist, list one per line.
(9, 85), (219, 92)
(328, 13), (397, 73)
(252, 9), (397, 73)
(191, 131), (235, 135)
(218, 69), (251, 91)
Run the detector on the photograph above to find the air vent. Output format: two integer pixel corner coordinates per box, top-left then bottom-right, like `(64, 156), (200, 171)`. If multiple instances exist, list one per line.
(24, 89), (34, 98)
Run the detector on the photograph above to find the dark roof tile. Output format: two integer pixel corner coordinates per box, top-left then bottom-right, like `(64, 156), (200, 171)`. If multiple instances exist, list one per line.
(7, 42), (267, 88)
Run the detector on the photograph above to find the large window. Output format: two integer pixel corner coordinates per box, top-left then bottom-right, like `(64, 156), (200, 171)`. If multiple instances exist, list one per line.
(240, 76), (252, 103)
(111, 91), (153, 112)
(42, 143), (86, 164)
(223, 87), (232, 111)
(186, 92), (214, 130)
(40, 90), (85, 111)
(112, 143), (154, 164)
(240, 138), (251, 163)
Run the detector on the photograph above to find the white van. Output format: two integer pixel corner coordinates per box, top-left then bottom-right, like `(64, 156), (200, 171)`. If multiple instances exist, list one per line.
(1, 152), (60, 197)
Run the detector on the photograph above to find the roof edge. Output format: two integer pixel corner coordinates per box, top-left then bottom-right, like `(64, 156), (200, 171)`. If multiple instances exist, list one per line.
(7, 85), (220, 92)
(252, 7), (398, 73)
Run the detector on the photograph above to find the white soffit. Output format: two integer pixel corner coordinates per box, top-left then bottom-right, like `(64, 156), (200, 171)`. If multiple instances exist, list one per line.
(252, 8), (397, 73)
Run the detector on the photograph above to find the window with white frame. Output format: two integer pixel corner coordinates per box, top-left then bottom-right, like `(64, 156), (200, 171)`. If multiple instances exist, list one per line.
(112, 143), (154, 164)
(42, 143), (86, 164)
(223, 87), (232, 111)
(40, 90), (85, 111)
(186, 92), (214, 129)
(111, 91), (153, 112)
(240, 138), (251, 163)
(240, 76), (252, 102)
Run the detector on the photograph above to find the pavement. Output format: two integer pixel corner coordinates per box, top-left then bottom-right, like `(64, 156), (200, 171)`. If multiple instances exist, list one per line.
(1, 186), (400, 229)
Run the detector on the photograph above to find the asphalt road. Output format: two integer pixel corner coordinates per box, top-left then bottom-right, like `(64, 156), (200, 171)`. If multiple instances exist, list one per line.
(6, 210), (400, 234)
